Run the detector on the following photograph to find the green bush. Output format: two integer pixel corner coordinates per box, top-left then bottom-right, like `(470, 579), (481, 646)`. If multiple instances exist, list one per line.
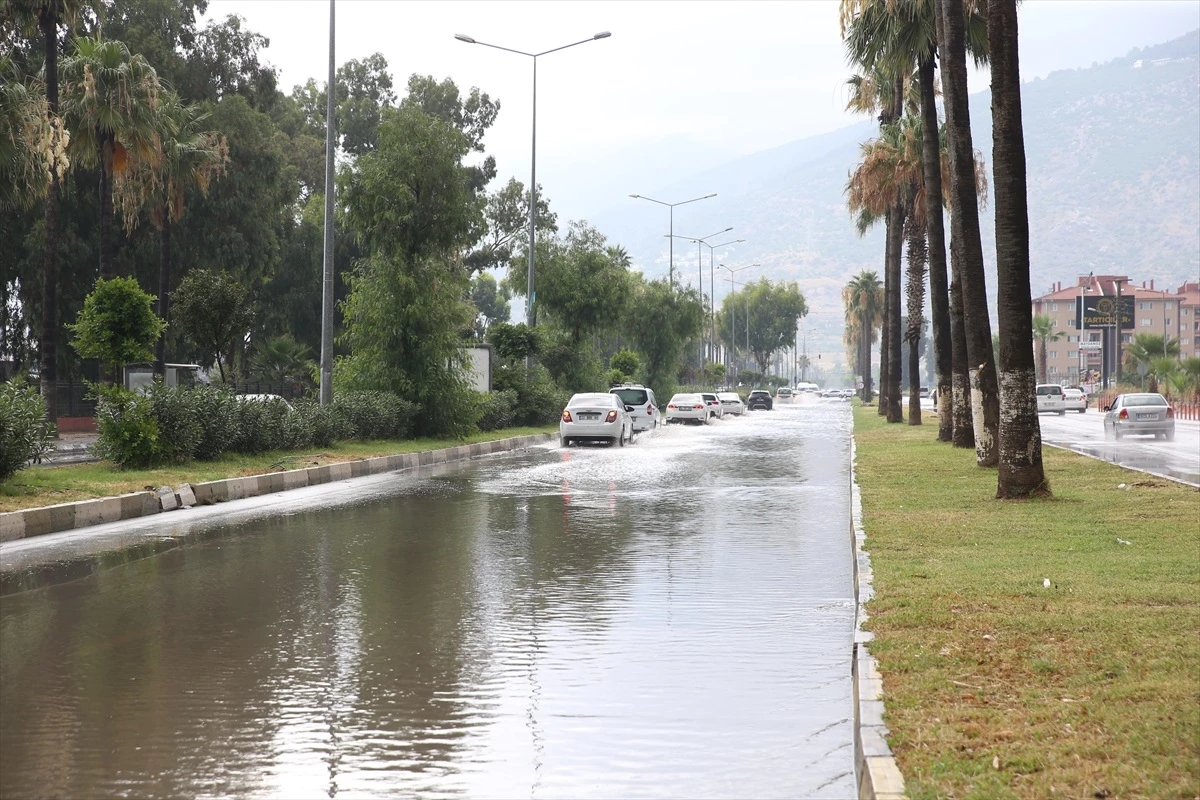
(190, 386), (243, 461)
(144, 381), (203, 463)
(293, 398), (352, 448)
(333, 391), (417, 440)
(474, 389), (517, 431)
(93, 386), (162, 469)
(0, 379), (54, 482)
(230, 396), (295, 455)
(495, 365), (569, 426)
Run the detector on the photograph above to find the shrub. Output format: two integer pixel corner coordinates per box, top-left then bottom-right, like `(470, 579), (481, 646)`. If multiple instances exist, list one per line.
(144, 381), (203, 463)
(292, 398), (351, 448)
(69, 277), (166, 371)
(230, 396), (294, 455)
(92, 385), (162, 469)
(190, 386), (243, 460)
(474, 389), (517, 431)
(0, 379), (54, 482)
(495, 365), (569, 427)
(333, 391), (418, 440)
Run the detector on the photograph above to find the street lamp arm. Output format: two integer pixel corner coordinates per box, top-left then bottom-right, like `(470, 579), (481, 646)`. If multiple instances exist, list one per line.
(536, 32), (612, 57)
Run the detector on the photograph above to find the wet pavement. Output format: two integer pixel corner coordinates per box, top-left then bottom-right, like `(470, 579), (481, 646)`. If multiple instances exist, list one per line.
(1037, 412), (1200, 486)
(0, 401), (856, 799)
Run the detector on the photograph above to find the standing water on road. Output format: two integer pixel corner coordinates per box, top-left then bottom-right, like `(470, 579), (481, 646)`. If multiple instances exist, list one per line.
(1, 401), (856, 798)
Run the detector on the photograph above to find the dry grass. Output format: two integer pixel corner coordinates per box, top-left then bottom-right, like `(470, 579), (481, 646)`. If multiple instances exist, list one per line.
(0, 426), (555, 513)
(854, 407), (1200, 799)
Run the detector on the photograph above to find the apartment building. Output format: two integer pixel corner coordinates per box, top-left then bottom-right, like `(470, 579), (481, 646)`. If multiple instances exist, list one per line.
(1031, 275), (1197, 385)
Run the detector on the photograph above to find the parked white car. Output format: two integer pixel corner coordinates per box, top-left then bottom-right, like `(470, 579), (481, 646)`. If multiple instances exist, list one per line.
(717, 391), (745, 416)
(560, 393), (634, 447)
(611, 384), (661, 432)
(666, 393), (708, 424)
(1062, 387), (1088, 413)
(1035, 384), (1066, 415)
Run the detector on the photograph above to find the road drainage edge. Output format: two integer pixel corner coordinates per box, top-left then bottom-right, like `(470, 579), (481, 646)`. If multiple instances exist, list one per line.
(0, 433), (556, 543)
(850, 435), (908, 800)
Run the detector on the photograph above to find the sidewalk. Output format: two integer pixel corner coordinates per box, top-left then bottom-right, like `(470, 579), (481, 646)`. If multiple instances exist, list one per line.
(42, 432), (100, 466)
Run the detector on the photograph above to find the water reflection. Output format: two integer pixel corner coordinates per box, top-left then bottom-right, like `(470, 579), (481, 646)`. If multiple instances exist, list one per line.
(1, 404), (855, 798)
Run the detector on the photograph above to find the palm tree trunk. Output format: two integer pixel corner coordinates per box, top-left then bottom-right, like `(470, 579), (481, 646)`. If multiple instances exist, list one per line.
(991, 0), (1048, 497)
(1038, 338), (1047, 384)
(919, 50), (952, 441)
(155, 213), (171, 377)
(98, 133), (115, 280)
(949, 230), (974, 448)
(939, 0), (999, 466)
(886, 203), (904, 423)
(861, 308), (873, 402)
(39, 9), (60, 432)
(904, 207), (927, 425)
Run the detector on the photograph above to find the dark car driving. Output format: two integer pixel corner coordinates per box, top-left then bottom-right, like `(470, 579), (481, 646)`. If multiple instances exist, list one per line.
(746, 389), (773, 411)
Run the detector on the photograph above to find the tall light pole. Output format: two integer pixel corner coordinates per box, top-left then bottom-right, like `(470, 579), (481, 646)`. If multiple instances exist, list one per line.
(668, 228), (735, 364)
(319, 0), (336, 405)
(630, 192), (716, 285)
(720, 262), (758, 376)
(456, 31), (611, 328)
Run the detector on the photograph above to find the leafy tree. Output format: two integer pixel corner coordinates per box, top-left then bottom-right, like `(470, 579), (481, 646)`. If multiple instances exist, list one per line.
(742, 278), (808, 376)
(287, 52), (397, 156)
(1031, 313), (1065, 384)
(69, 275), (165, 378)
(250, 334), (316, 391)
(401, 73), (499, 189)
(532, 221), (631, 345)
(60, 35), (162, 280)
(0, 378), (54, 482)
(610, 348), (639, 379)
(470, 272), (510, 337)
(468, 176), (557, 275)
(486, 321), (541, 363)
(623, 277), (705, 401)
(177, 13), (278, 111)
(170, 268), (252, 382)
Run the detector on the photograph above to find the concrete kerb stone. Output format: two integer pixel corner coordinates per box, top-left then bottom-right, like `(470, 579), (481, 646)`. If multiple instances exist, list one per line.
(849, 435), (907, 799)
(0, 433), (554, 544)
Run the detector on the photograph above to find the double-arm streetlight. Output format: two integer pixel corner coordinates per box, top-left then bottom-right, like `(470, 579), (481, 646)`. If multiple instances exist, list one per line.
(719, 262), (759, 374)
(667, 228), (739, 364)
(629, 192), (717, 285)
(455, 31), (611, 328)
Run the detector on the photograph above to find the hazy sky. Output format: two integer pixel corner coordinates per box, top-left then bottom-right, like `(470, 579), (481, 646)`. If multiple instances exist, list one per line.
(201, 0), (1199, 223)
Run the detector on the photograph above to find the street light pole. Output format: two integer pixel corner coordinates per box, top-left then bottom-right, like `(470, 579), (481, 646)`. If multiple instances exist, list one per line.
(456, 31), (611, 329)
(630, 193), (717, 285)
(319, 0), (335, 405)
(719, 262), (758, 378)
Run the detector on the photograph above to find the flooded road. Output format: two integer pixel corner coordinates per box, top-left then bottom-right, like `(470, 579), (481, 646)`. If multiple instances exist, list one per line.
(0, 402), (856, 799)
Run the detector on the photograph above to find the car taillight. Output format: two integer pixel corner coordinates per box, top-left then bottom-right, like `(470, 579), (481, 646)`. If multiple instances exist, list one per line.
(647, 403), (654, 412)
(1118, 409), (1128, 419)
(605, 409), (618, 422)
(562, 410), (572, 422)
(667, 404), (676, 409)
(1166, 406), (1174, 418)
(693, 404), (704, 410)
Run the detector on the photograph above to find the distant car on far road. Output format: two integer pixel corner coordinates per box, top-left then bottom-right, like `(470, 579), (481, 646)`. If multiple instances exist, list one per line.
(746, 389), (773, 411)
(1062, 387), (1088, 413)
(775, 386), (794, 402)
(717, 391), (745, 416)
(1103, 393), (1175, 440)
(1036, 384), (1066, 415)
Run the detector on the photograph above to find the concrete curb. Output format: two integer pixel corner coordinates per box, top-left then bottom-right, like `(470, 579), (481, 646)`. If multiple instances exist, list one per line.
(1, 433), (556, 544)
(850, 436), (907, 799)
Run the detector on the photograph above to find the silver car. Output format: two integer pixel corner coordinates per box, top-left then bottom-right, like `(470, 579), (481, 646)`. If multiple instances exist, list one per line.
(560, 392), (634, 447)
(1103, 393), (1176, 440)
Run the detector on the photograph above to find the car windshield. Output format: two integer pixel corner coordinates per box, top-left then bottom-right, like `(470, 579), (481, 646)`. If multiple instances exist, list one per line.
(568, 393), (615, 407)
(670, 394), (701, 403)
(750, 390), (770, 396)
(612, 389), (649, 405)
(717, 393), (740, 401)
(1036, 386), (1062, 395)
(1123, 394), (1167, 407)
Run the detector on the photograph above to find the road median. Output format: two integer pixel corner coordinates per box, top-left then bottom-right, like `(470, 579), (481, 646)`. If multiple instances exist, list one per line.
(1, 428), (556, 542)
(852, 406), (1198, 798)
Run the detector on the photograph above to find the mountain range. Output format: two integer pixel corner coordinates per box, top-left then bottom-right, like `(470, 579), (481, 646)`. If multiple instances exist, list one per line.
(583, 30), (1200, 365)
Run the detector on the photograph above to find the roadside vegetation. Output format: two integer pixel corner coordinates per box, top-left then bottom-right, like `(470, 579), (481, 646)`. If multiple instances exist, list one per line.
(0, 425), (554, 513)
(853, 406), (1200, 798)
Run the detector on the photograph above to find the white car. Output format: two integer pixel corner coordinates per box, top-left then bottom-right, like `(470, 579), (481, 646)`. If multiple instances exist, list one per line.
(1035, 384), (1066, 415)
(699, 392), (724, 420)
(717, 391), (745, 416)
(1062, 387), (1088, 413)
(560, 392), (634, 447)
(611, 384), (661, 432)
(666, 393), (707, 424)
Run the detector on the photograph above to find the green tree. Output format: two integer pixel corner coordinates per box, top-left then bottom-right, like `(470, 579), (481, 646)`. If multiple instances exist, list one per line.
(470, 272), (510, 337)
(1147, 356), (1181, 396)
(468, 176), (557, 275)
(250, 334), (316, 392)
(287, 52), (397, 156)
(69, 275), (166, 379)
(742, 278), (808, 376)
(842, 272), (884, 402)
(177, 13), (278, 111)
(170, 268), (252, 382)
(1030, 313), (1065, 384)
(624, 278), (705, 401)
(1124, 333), (1180, 392)
(610, 349), (639, 379)
(486, 322), (542, 363)
(60, 35), (162, 280)
(532, 222), (631, 346)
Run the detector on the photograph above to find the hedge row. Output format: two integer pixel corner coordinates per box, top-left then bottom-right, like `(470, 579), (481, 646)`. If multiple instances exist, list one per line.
(0, 379), (54, 482)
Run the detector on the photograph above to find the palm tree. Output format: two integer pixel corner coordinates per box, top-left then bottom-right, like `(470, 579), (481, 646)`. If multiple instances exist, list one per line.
(1031, 313), (1065, 384)
(938, 0), (1000, 468)
(3, 0), (86, 429)
(1124, 333), (1180, 392)
(992, 0), (1048, 497)
(114, 92), (228, 376)
(1180, 356), (1200, 398)
(60, 35), (162, 281)
(1148, 356), (1181, 397)
(250, 335), (317, 393)
(843, 271), (884, 403)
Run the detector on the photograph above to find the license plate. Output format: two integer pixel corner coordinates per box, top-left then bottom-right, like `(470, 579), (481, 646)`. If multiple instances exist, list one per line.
(579, 413), (600, 421)
(1136, 413), (1156, 420)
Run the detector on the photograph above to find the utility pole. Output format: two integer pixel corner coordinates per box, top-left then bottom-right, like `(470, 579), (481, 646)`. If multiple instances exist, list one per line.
(318, 0), (336, 405)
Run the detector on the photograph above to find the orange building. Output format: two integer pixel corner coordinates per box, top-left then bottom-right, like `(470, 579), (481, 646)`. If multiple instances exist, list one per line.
(1031, 275), (1192, 386)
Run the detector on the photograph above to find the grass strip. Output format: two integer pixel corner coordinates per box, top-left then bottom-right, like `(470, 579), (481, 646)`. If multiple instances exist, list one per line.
(0, 426), (555, 513)
(853, 406), (1200, 799)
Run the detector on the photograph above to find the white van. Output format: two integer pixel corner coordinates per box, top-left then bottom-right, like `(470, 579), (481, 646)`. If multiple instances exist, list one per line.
(610, 384), (661, 432)
(1035, 384), (1066, 415)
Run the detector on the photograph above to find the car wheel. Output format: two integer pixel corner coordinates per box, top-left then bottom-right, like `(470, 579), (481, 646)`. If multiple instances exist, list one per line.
(1114, 427), (1123, 440)
(1165, 429), (1175, 442)
(562, 437), (571, 448)
(1079, 408), (1087, 414)
(1058, 409), (1066, 416)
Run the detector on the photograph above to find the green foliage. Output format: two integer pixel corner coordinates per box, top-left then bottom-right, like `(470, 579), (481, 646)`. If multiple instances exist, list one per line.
(92, 385), (162, 469)
(143, 380), (203, 463)
(470, 272), (511, 336)
(703, 362), (726, 386)
(250, 334), (316, 388)
(69, 276), (166, 368)
(290, 398), (352, 448)
(740, 278), (809, 375)
(610, 348), (639, 378)
(623, 277), (706, 402)
(331, 391), (417, 440)
(493, 364), (569, 427)
(530, 221), (631, 343)
(486, 322), (542, 363)
(229, 395), (296, 455)
(605, 368), (628, 388)
(469, 176), (558, 274)
(0, 379), (54, 482)
(540, 328), (604, 393)
(171, 268), (252, 381)
(473, 389), (517, 432)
